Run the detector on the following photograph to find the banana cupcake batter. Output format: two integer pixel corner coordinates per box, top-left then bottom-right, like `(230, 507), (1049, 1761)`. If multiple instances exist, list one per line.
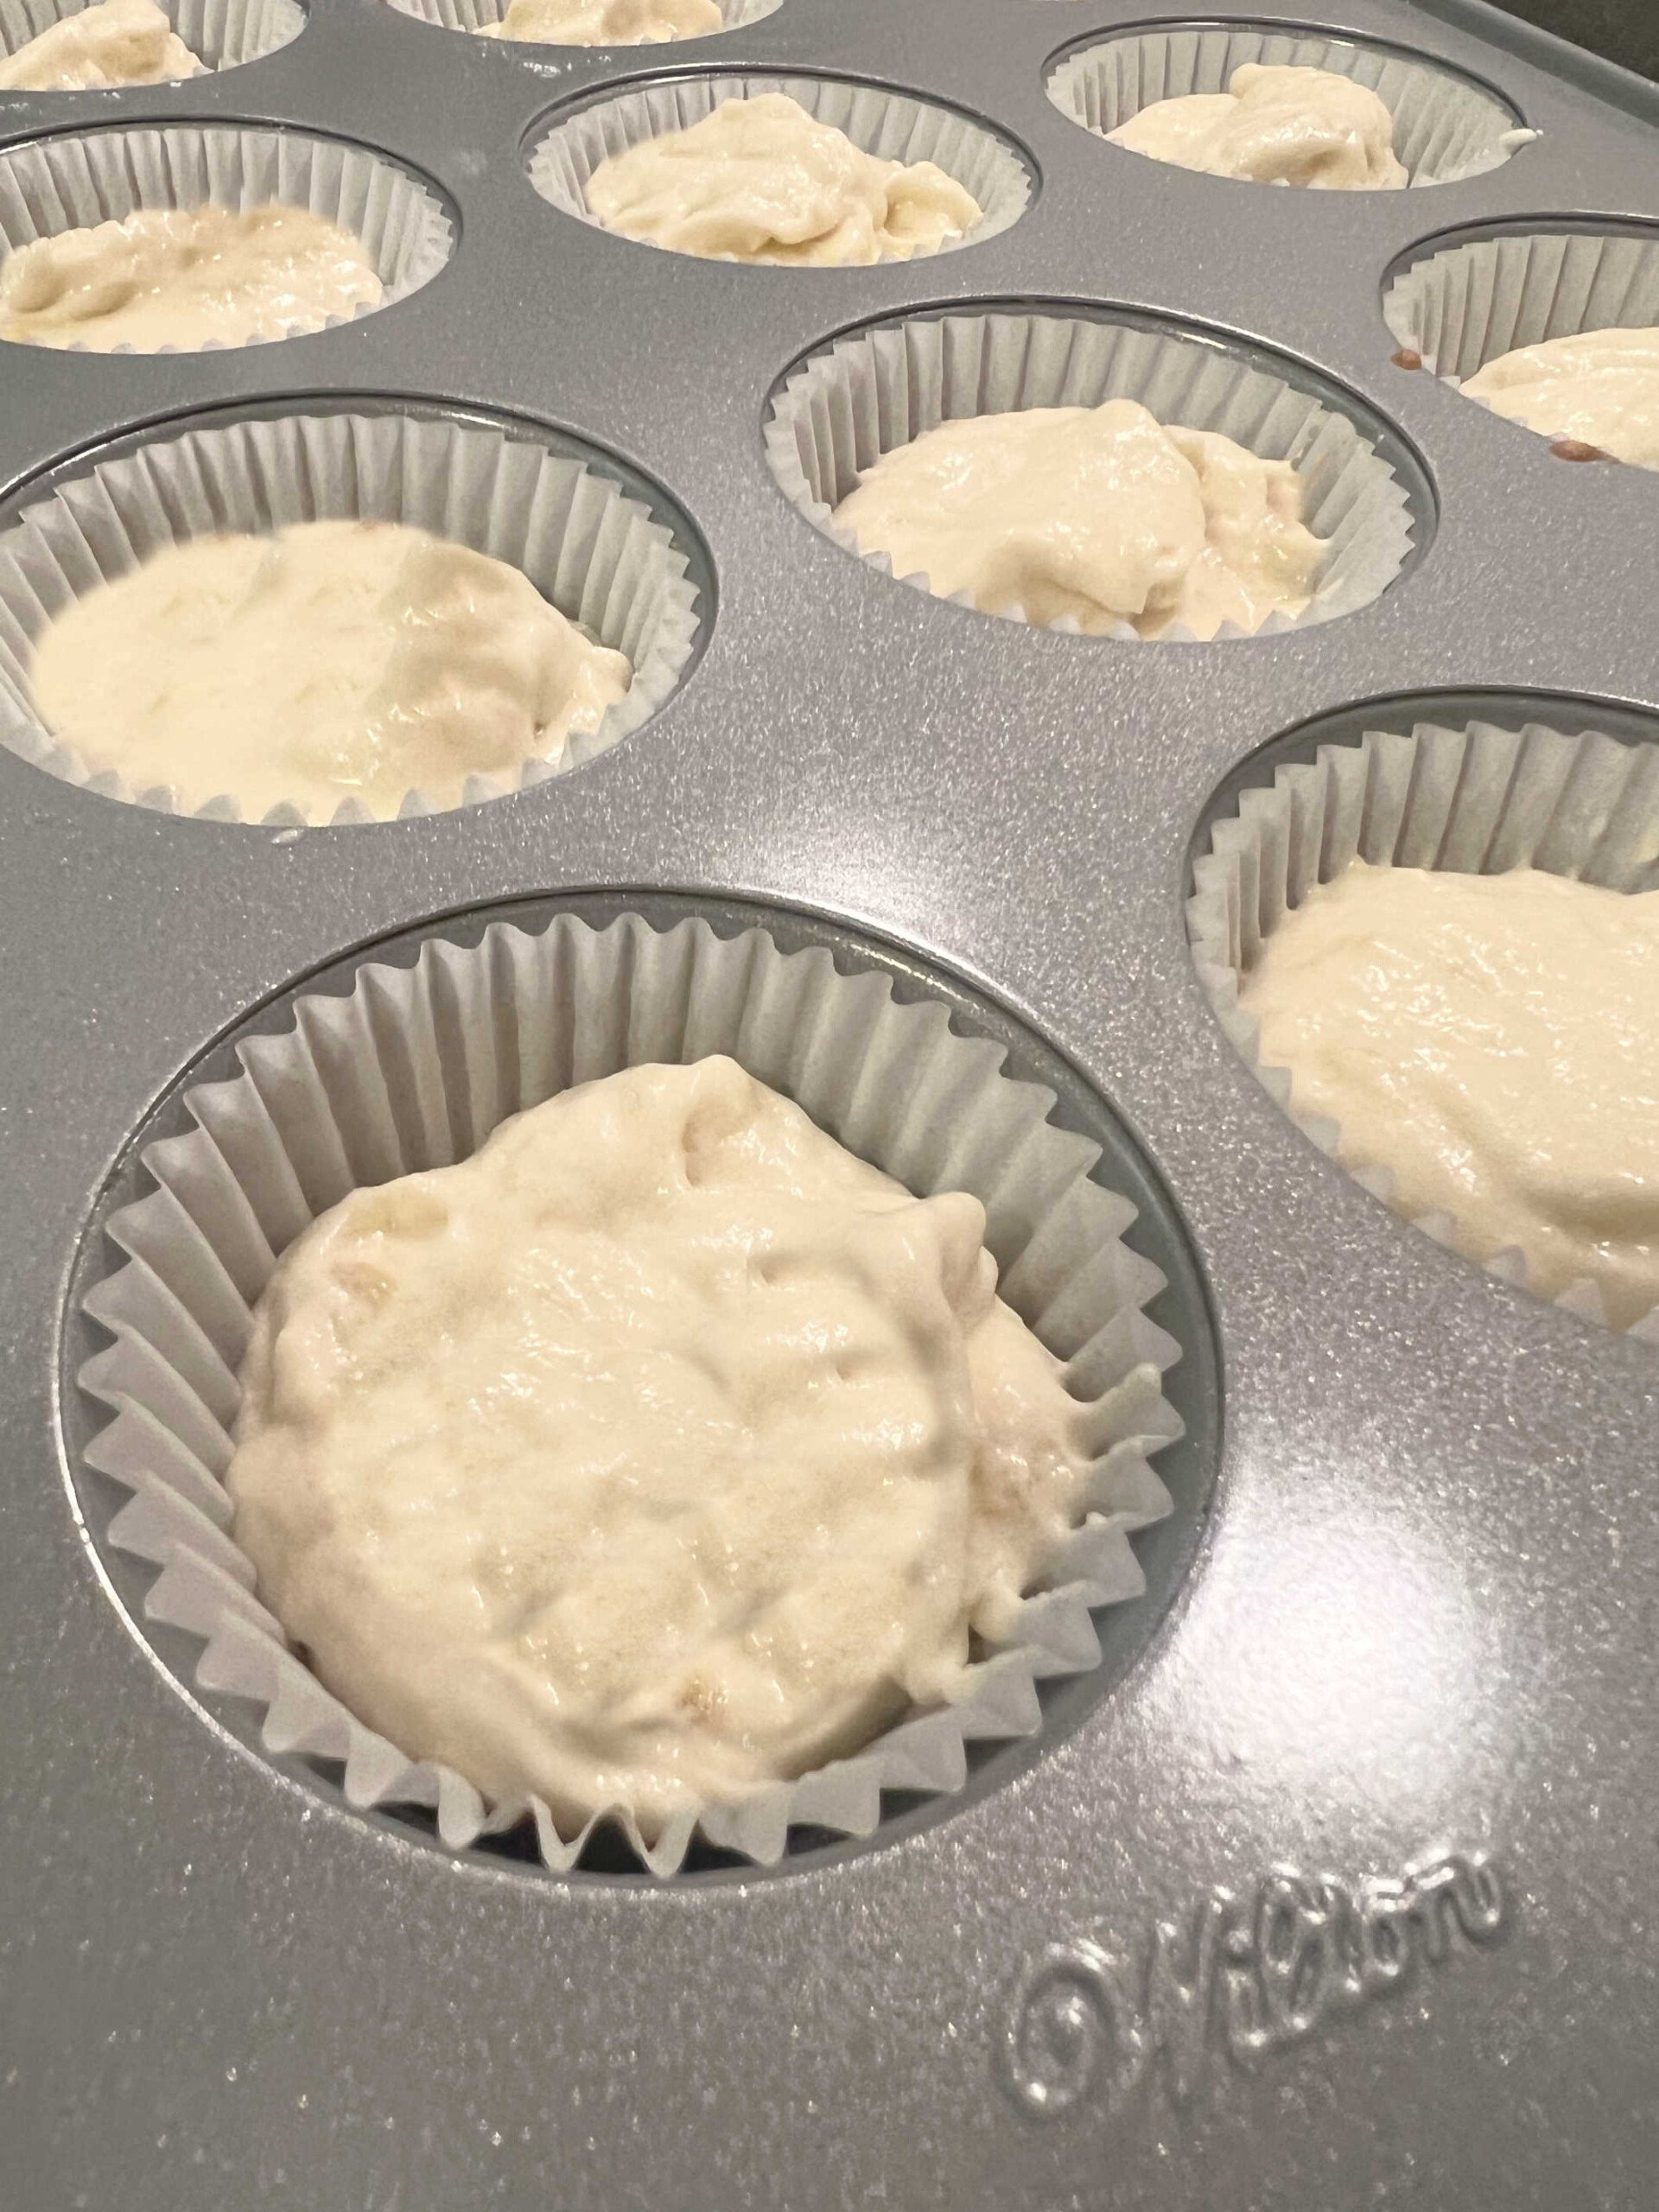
(1462, 325), (1659, 468)
(482, 0), (721, 42)
(833, 398), (1327, 638)
(1240, 862), (1659, 1325)
(1107, 63), (1408, 189)
(227, 1056), (1094, 1833)
(0, 0), (201, 88)
(28, 520), (632, 817)
(0, 204), (382, 352)
(583, 92), (982, 264)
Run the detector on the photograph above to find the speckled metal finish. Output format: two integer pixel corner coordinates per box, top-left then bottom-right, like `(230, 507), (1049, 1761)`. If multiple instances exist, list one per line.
(3, 2), (1659, 2207)
(1504, 0), (1657, 83)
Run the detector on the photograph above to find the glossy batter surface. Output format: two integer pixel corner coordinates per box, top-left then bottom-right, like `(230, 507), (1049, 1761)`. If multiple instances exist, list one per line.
(227, 1058), (1094, 1833)
(584, 92), (982, 264)
(0, 204), (382, 352)
(1241, 862), (1659, 1324)
(0, 0), (200, 88)
(29, 519), (632, 818)
(482, 0), (721, 42)
(1462, 325), (1659, 468)
(834, 399), (1326, 638)
(1107, 64), (1407, 189)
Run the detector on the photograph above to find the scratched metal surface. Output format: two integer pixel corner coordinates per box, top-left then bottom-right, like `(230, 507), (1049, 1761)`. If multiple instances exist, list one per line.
(3, 1), (1658, 2207)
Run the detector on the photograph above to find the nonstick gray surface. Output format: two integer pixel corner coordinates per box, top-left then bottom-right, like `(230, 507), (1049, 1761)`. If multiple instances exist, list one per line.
(4, 1), (1659, 2206)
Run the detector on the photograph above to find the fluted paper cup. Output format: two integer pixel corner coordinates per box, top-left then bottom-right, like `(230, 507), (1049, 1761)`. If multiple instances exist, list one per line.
(78, 907), (1184, 1874)
(1187, 712), (1659, 1335)
(529, 72), (1031, 263)
(764, 305), (1416, 640)
(385, 0), (779, 41)
(1047, 22), (1532, 188)
(1384, 223), (1659, 463)
(0, 0), (304, 78)
(0, 124), (453, 352)
(0, 406), (702, 823)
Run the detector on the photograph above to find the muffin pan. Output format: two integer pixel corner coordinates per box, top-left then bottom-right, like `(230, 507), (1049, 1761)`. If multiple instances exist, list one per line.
(5, 0), (1659, 2206)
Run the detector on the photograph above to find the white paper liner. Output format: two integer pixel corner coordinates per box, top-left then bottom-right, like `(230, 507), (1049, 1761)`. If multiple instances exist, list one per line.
(528, 73), (1031, 264)
(763, 308), (1415, 642)
(0, 408), (702, 824)
(0, 0), (304, 76)
(1384, 226), (1659, 461)
(0, 125), (453, 353)
(1187, 714), (1659, 1338)
(1046, 22), (1533, 188)
(78, 909), (1185, 1873)
(384, 0), (778, 40)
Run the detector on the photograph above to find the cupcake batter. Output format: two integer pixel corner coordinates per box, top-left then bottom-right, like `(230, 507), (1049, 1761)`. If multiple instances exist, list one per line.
(0, 0), (201, 89)
(1240, 862), (1659, 1325)
(227, 1056), (1094, 1834)
(483, 0), (721, 42)
(1461, 325), (1659, 469)
(29, 519), (632, 818)
(1107, 63), (1408, 190)
(833, 399), (1327, 638)
(583, 92), (982, 265)
(0, 204), (382, 352)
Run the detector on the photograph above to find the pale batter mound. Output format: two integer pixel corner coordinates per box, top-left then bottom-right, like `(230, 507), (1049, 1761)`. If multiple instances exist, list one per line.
(833, 399), (1326, 639)
(1107, 64), (1408, 190)
(0, 0), (201, 89)
(1461, 326), (1659, 469)
(0, 204), (382, 353)
(227, 1056), (1094, 1833)
(29, 520), (632, 818)
(1240, 862), (1659, 1325)
(583, 92), (982, 265)
(482, 0), (721, 44)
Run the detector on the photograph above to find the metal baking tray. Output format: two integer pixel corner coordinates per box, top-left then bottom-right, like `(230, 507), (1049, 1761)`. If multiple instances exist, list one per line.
(4, 0), (1659, 2204)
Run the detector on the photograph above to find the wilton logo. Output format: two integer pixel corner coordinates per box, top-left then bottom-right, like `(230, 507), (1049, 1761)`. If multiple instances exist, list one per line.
(999, 1853), (1510, 2120)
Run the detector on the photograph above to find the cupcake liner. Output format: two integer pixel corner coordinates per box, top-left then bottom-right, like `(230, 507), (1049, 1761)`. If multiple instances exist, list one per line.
(385, 0), (778, 40)
(0, 0), (304, 76)
(1046, 22), (1533, 188)
(763, 307), (1415, 641)
(77, 907), (1185, 1874)
(1187, 712), (1659, 1337)
(1383, 225), (1659, 444)
(528, 72), (1031, 263)
(0, 124), (453, 353)
(0, 407), (702, 824)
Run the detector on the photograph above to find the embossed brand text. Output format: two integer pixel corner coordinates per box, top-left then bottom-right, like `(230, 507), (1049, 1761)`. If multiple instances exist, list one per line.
(1000, 1853), (1510, 2119)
